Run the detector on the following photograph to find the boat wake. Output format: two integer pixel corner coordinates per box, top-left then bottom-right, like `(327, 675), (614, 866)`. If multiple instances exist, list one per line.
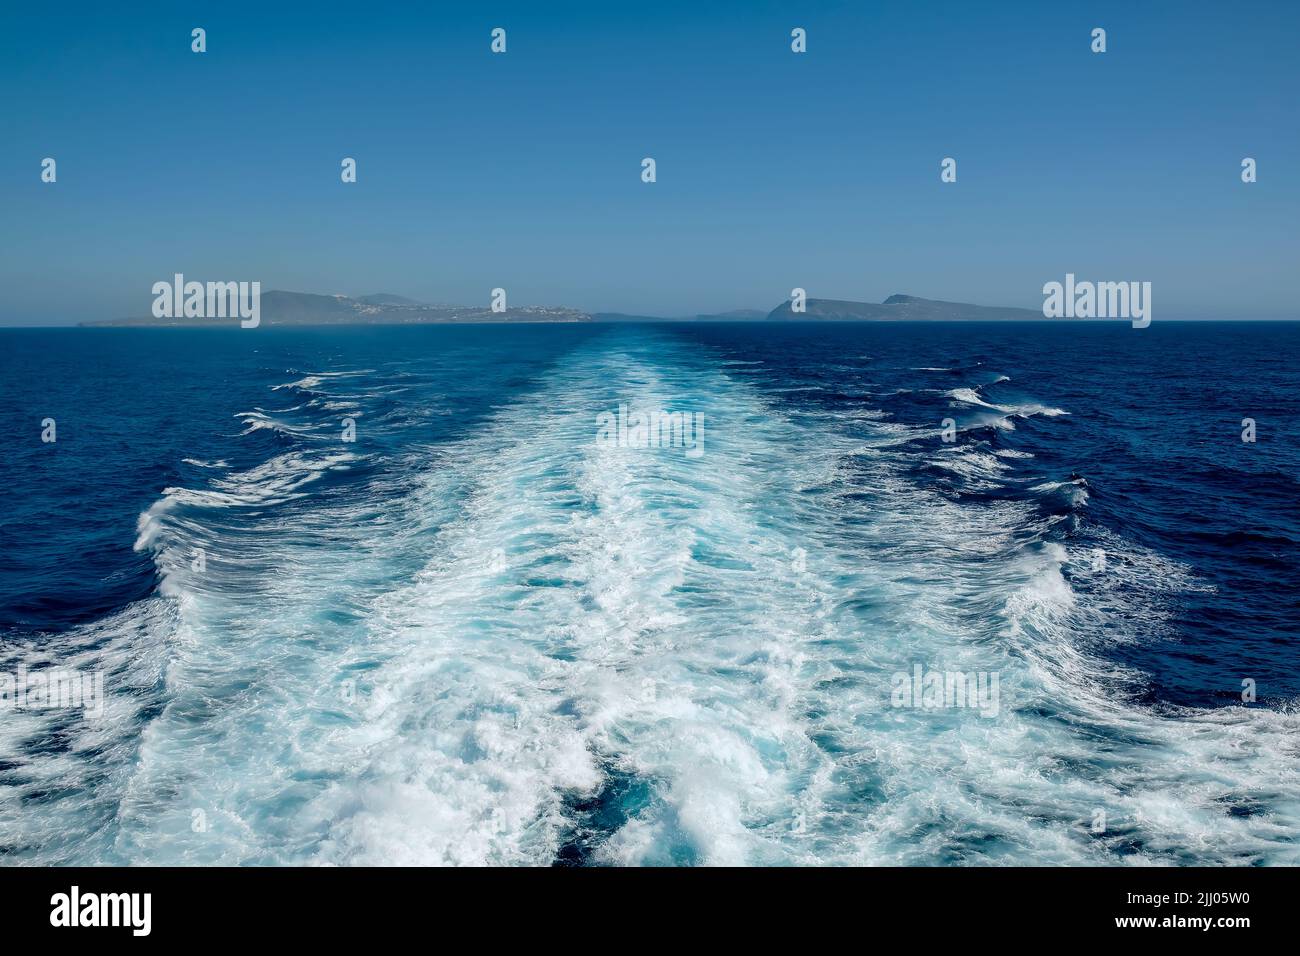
(3, 327), (1297, 865)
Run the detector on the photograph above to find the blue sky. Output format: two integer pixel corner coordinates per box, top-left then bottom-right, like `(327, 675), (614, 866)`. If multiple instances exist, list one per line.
(2, 0), (1297, 324)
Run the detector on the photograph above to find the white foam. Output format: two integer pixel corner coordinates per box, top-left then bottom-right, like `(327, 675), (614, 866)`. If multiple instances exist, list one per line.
(5, 335), (1297, 867)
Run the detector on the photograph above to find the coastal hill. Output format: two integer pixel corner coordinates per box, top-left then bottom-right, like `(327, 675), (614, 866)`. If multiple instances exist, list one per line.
(82, 291), (1045, 327)
(83, 291), (592, 327)
(765, 294), (1042, 321)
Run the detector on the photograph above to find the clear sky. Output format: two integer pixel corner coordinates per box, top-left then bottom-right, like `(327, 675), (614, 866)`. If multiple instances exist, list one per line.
(2, 0), (1296, 324)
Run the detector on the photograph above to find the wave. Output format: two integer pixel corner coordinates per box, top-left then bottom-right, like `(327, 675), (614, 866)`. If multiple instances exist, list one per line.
(3, 333), (1296, 866)
(945, 387), (1068, 418)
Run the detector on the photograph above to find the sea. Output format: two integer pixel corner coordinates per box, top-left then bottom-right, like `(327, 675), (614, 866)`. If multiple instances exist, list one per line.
(0, 320), (1297, 865)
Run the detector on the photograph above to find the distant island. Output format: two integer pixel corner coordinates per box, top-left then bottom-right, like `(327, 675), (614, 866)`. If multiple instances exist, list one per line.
(764, 294), (1043, 321)
(82, 291), (591, 327)
(81, 291), (1043, 327)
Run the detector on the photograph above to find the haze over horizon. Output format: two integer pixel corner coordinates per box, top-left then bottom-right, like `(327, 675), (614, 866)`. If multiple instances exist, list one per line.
(2, 0), (1297, 325)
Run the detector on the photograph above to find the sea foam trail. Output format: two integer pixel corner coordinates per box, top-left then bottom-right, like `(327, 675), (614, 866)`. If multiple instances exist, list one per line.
(214, 332), (1300, 863)
(302, 341), (851, 865)
(2, 328), (1297, 865)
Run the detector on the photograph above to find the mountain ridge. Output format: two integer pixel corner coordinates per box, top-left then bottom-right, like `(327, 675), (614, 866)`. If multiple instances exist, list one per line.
(79, 291), (1045, 327)
(81, 291), (592, 327)
(765, 294), (1043, 321)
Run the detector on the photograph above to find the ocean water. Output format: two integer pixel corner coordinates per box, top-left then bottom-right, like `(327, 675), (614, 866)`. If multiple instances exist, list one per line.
(0, 320), (1297, 866)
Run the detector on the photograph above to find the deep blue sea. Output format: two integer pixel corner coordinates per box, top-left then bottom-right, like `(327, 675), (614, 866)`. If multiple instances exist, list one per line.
(1, 321), (1297, 865)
